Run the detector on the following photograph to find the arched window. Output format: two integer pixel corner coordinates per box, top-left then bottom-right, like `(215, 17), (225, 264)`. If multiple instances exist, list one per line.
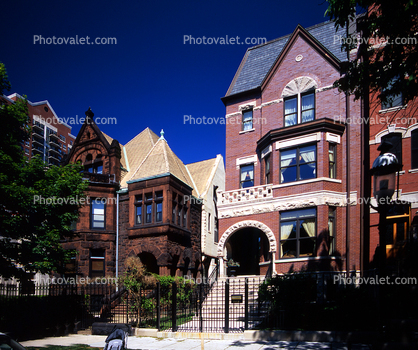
(282, 76), (317, 127)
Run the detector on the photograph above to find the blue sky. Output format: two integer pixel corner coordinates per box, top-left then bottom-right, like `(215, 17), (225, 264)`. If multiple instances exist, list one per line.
(1, 0), (333, 165)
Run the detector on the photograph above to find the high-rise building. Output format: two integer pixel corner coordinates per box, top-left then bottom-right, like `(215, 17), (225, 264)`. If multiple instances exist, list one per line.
(6, 93), (75, 164)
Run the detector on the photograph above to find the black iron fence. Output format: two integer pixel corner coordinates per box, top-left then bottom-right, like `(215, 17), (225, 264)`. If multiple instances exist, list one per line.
(0, 282), (128, 338)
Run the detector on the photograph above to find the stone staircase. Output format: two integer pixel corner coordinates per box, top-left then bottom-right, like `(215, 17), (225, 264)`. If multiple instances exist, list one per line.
(177, 275), (268, 333)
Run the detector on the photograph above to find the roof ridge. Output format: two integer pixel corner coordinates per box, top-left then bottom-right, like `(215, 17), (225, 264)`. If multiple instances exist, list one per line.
(185, 164), (200, 198)
(161, 139), (169, 173)
(169, 144), (193, 188)
(200, 156), (220, 197)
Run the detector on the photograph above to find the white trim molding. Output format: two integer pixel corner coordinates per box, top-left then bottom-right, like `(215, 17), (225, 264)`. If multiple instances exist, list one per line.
(326, 132), (341, 144)
(239, 101), (256, 111)
(218, 190), (358, 219)
(217, 220), (277, 257)
(236, 154), (257, 168)
(276, 132), (321, 150)
(261, 145), (272, 159)
(281, 76), (318, 98)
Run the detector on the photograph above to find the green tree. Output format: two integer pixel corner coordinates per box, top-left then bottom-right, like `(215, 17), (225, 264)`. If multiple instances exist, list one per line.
(326, 0), (418, 105)
(0, 62), (88, 279)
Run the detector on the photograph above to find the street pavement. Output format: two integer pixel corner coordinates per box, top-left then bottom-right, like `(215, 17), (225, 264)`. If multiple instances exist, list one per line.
(20, 334), (371, 349)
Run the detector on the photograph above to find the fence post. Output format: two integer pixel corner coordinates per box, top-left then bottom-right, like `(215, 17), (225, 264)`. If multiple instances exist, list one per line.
(244, 278), (249, 330)
(225, 279), (229, 333)
(171, 282), (177, 332)
(156, 282), (161, 331)
(199, 283), (203, 332)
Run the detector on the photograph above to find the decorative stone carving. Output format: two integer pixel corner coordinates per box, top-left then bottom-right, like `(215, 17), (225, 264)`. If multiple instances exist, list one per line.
(218, 184), (273, 205)
(282, 76), (318, 98)
(217, 220), (277, 257)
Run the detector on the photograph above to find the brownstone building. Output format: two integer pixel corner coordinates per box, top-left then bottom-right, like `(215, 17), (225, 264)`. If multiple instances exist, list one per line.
(217, 21), (362, 276)
(64, 109), (224, 278)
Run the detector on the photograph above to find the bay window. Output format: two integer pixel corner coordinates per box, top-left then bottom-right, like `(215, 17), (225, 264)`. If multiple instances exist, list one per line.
(280, 144), (316, 183)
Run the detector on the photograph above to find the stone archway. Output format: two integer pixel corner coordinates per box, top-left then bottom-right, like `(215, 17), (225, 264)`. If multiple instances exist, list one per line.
(217, 220), (277, 276)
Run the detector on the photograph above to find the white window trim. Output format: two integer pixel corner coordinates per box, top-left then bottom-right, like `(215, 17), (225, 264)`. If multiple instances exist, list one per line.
(236, 155), (257, 168)
(326, 132), (341, 144)
(261, 145), (272, 159)
(238, 101), (256, 111)
(239, 128), (255, 135)
(275, 132), (321, 150)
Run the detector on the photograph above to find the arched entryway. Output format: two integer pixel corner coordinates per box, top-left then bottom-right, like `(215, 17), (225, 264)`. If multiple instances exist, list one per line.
(226, 227), (269, 275)
(138, 252), (159, 274)
(217, 220), (277, 276)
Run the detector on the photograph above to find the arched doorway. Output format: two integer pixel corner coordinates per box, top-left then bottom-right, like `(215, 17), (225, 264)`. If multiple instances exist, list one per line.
(226, 227), (270, 275)
(138, 252), (159, 274)
(217, 220), (277, 276)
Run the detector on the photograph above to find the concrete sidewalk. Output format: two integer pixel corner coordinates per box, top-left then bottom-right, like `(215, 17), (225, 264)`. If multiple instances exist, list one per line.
(21, 334), (370, 349)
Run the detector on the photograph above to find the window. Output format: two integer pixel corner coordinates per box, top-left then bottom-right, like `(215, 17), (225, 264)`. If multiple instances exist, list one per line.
(145, 193), (152, 223)
(155, 191), (163, 222)
(284, 91), (315, 127)
(135, 195), (143, 224)
(328, 207), (336, 255)
(265, 155), (271, 184)
(280, 144), (316, 183)
(280, 208), (316, 258)
(59, 134), (66, 142)
(208, 213), (211, 231)
(183, 206), (187, 228)
(91, 198), (105, 229)
(329, 144), (336, 179)
(412, 130), (418, 169)
(240, 164), (254, 188)
(382, 133), (402, 165)
(381, 78), (403, 110)
(178, 205), (182, 225)
(63, 144), (67, 151)
(242, 109), (253, 131)
(90, 249), (105, 278)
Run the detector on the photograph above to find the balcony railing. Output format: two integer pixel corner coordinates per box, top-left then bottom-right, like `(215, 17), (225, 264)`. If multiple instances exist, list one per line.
(81, 172), (116, 184)
(32, 126), (44, 136)
(218, 184), (273, 206)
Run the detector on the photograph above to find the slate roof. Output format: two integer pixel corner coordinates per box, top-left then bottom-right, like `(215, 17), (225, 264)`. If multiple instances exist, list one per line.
(226, 20), (347, 97)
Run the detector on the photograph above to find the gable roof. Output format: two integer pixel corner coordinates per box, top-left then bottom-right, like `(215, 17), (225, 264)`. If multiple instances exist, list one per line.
(224, 20), (348, 98)
(186, 158), (218, 197)
(66, 110), (112, 162)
